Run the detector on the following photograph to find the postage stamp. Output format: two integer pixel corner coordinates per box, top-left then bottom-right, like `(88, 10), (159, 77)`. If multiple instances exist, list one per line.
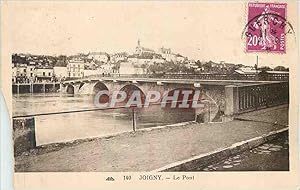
(246, 3), (287, 53)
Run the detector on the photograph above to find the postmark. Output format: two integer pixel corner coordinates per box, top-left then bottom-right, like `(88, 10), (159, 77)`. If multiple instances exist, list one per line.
(243, 2), (294, 53)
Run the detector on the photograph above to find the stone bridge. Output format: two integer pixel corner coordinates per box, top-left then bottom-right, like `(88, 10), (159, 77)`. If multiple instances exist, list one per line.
(61, 77), (271, 122)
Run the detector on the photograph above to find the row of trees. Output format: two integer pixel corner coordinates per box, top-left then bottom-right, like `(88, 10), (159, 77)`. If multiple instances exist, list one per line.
(255, 65), (289, 71)
(147, 61), (237, 74)
(148, 62), (194, 74)
(12, 54), (110, 68)
(12, 54), (67, 67)
(147, 61), (289, 75)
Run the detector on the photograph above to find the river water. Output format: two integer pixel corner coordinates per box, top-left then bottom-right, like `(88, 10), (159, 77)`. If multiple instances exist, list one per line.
(13, 93), (195, 145)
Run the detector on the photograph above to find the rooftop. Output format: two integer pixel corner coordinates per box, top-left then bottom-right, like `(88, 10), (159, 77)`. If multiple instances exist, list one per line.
(88, 52), (109, 56)
(128, 52), (164, 60)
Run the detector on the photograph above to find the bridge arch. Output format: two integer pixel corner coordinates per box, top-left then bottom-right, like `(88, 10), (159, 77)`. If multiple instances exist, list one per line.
(66, 84), (75, 94)
(162, 86), (223, 122)
(119, 84), (146, 106)
(78, 82), (85, 90)
(199, 87), (225, 122)
(93, 81), (109, 94)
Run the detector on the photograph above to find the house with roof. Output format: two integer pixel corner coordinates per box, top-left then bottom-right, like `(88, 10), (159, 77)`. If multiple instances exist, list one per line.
(87, 52), (110, 63)
(135, 40), (156, 55)
(111, 52), (128, 63)
(12, 63), (27, 83)
(67, 60), (85, 78)
(159, 47), (174, 62)
(35, 65), (54, 82)
(234, 67), (259, 75)
(159, 47), (187, 63)
(128, 52), (165, 65)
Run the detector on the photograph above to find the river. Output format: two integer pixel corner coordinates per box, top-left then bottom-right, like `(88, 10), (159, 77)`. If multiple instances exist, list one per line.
(13, 93), (195, 145)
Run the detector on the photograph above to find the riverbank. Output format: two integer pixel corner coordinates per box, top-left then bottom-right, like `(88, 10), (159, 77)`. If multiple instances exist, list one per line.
(15, 105), (288, 172)
(199, 131), (289, 171)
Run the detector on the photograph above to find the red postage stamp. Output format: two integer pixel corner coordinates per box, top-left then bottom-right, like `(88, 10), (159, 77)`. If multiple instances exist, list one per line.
(246, 3), (287, 53)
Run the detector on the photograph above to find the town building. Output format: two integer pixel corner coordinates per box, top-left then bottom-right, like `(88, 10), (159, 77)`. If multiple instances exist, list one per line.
(87, 52), (110, 63)
(84, 68), (99, 77)
(111, 52), (128, 63)
(128, 52), (165, 65)
(26, 61), (36, 81)
(99, 63), (114, 75)
(67, 60), (85, 78)
(234, 67), (258, 75)
(53, 66), (68, 80)
(175, 54), (187, 63)
(12, 66), (18, 83)
(159, 47), (175, 62)
(119, 62), (146, 75)
(35, 66), (54, 82)
(159, 47), (187, 63)
(12, 63), (28, 83)
(135, 40), (155, 55)
(186, 60), (199, 69)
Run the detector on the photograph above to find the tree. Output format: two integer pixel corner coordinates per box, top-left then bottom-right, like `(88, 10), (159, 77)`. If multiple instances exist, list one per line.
(195, 60), (202, 67)
(274, 66), (288, 71)
(259, 66), (272, 71)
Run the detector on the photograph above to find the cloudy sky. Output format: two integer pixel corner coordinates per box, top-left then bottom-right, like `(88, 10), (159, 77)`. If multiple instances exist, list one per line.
(2, 1), (298, 67)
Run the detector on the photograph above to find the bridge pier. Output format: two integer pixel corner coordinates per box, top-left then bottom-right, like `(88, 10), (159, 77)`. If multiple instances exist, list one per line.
(42, 83), (46, 93)
(17, 84), (19, 94)
(223, 85), (239, 121)
(60, 83), (63, 93)
(30, 83), (34, 93)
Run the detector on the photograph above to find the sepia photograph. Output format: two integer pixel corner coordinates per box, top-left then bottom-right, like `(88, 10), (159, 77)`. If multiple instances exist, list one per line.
(11, 1), (292, 173)
(1, 1), (299, 189)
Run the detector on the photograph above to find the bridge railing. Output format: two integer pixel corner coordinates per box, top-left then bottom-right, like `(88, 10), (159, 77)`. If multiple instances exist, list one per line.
(225, 82), (289, 116)
(64, 73), (289, 82)
(264, 73), (289, 81)
(161, 73), (259, 80)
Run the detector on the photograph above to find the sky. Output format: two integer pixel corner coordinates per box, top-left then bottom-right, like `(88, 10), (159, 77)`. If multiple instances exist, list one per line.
(3, 1), (298, 68)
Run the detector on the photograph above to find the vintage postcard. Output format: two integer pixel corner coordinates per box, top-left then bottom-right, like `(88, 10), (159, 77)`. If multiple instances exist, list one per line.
(0, 0), (299, 189)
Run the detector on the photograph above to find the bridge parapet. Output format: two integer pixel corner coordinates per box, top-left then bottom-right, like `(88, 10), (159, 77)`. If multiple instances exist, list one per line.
(63, 73), (289, 82)
(225, 82), (289, 118)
